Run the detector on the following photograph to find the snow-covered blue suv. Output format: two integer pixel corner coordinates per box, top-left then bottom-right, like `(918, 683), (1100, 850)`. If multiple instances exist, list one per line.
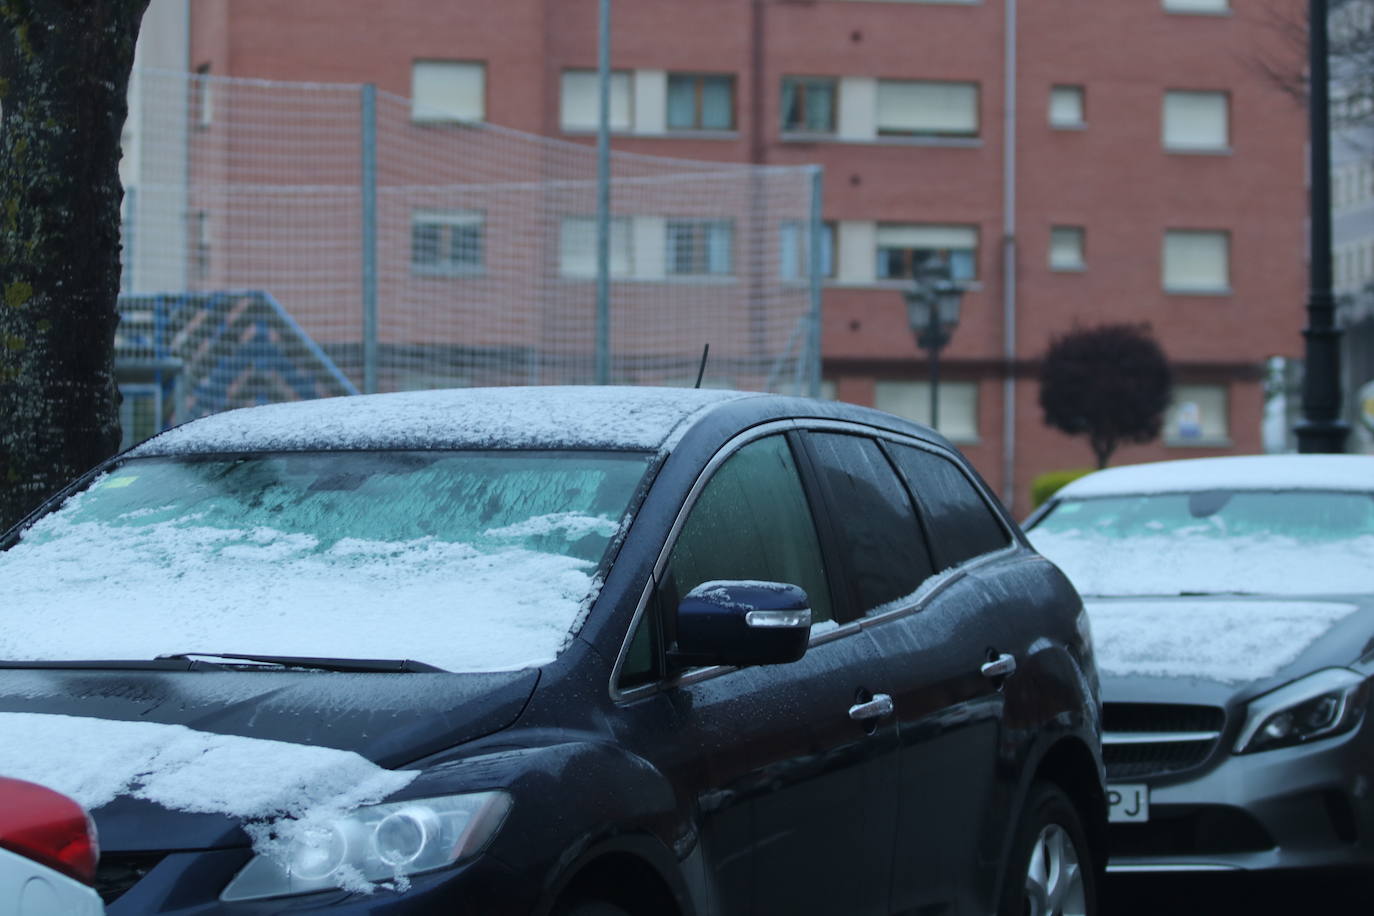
(0, 386), (1104, 915)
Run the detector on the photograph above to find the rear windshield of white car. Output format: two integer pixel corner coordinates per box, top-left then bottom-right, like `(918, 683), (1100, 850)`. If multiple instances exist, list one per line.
(1029, 490), (1374, 596)
(1, 450), (652, 671)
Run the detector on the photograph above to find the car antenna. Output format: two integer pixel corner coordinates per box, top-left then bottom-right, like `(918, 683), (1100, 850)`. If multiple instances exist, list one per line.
(693, 343), (710, 389)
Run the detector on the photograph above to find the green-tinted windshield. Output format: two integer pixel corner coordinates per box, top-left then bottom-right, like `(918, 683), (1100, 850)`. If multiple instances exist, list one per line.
(2, 450), (652, 670)
(1028, 490), (1374, 596)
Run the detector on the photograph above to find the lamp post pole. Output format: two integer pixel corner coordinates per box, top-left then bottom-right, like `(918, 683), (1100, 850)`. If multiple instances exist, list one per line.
(1296, 0), (1350, 452)
(921, 301), (946, 430)
(906, 256), (962, 434)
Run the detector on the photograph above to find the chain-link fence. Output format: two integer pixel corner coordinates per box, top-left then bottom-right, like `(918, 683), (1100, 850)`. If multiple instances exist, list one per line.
(117, 68), (822, 445)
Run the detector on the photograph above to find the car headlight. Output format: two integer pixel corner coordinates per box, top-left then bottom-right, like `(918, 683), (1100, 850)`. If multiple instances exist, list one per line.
(1234, 668), (1369, 755)
(220, 791), (511, 902)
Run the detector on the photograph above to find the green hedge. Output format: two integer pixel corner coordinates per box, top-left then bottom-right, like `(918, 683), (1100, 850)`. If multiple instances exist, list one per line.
(1030, 468), (1095, 510)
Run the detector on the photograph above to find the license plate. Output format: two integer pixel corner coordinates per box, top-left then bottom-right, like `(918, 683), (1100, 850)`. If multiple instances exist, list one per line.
(1107, 784), (1149, 823)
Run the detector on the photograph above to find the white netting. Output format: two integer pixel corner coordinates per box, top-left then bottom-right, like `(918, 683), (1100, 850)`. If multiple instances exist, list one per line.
(117, 68), (821, 438)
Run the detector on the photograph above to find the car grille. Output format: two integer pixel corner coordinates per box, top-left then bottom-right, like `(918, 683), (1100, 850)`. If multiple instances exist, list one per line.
(94, 852), (166, 905)
(1103, 702), (1225, 780)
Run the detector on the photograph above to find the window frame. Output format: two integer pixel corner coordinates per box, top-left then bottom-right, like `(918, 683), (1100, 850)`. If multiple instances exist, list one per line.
(665, 219), (736, 277)
(1049, 225), (1087, 272)
(560, 68), (635, 133)
(780, 75), (840, 135)
(875, 79), (980, 139)
(411, 59), (487, 124)
(1048, 85), (1086, 129)
(874, 223), (980, 283)
(666, 72), (737, 132)
(608, 418), (1020, 701)
(1162, 89), (1230, 153)
(780, 220), (837, 281)
(1162, 228), (1231, 295)
(409, 209), (486, 276)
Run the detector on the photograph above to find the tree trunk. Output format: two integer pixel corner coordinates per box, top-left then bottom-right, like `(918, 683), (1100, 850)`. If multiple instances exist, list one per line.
(0, 0), (149, 531)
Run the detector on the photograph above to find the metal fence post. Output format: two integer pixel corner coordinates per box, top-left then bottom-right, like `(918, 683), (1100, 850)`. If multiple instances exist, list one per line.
(807, 166), (824, 397)
(361, 83), (379, 395)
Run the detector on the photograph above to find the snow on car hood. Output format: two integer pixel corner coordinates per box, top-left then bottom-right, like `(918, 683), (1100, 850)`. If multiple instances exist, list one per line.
(0, 712), (415, 820)
(0, 712), (418, 887)
(1085, 598), (1361, 684)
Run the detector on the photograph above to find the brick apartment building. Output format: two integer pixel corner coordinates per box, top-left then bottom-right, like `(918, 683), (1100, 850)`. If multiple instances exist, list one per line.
(173, 0), (1308, 515)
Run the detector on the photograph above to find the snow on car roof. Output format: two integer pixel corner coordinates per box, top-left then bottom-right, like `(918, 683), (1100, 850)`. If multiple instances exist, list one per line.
(132, 386), (757, 456)
(1056, 454), (1374, 499)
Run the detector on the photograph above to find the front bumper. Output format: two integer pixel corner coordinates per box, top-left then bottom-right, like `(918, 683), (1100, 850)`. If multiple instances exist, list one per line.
(1107, 723), (1374, 872)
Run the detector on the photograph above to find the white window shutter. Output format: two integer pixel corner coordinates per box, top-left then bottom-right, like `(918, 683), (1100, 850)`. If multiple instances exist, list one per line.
(1163, 91), (1228, 150)
(412, 61), (486, 122)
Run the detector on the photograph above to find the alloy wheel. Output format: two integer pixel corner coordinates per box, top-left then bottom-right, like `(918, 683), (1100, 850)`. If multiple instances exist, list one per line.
(1023, 823), (1087, 916)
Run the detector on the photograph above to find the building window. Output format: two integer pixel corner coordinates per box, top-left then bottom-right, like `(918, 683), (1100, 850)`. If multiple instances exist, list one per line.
(118, 384), (163, 451)
(194, 64), (213, 128)
(560, 70), (633, 132)
(1049, 85), (1085, 128)
(411, 210), (484, 274)
(1163, 229), (1229, 293)
(559, 216), (633, 277)
(781, 77), (838, 134)
(876, 80), (979, 138)
(875, 224), (978, 282)
(1049, 226), (1086, 271)
(1163, 0), (1228, 12)
(780, 221), (836, 280)
(412, 61), (486, 123)
(1165, 384), (1229, 444)
(874, 380), (979, 442)
(667, 74), (735, 131)
(1163, 90), (1229, 151)
(666, 220), (734, 275)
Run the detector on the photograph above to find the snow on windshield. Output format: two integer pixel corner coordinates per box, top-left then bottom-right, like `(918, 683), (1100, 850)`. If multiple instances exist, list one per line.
(1029, 491), (1374, 596)
(1086, 599), (1359, 683)
(1, 451), (650, 671)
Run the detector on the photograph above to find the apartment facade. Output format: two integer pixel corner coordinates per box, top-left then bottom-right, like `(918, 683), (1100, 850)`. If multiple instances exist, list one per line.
(181, 0), (1308, 515)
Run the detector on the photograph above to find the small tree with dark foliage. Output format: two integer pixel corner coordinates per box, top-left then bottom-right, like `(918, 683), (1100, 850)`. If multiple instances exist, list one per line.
(1039, 324), (1173, 469)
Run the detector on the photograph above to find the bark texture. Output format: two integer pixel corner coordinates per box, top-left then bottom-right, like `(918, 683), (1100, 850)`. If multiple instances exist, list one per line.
(0, 0), (149, 531)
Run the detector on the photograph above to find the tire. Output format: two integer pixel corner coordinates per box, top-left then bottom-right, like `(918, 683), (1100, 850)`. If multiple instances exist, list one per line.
(999, 781), (1099, 916)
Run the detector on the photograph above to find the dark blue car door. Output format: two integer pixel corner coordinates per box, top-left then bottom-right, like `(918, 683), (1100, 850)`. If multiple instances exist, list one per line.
(613, 431), (900, 916)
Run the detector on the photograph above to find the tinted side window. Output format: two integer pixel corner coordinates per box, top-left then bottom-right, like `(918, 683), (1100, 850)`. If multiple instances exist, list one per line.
(887, 443), (1012, 570)
(665, 435), (832, 625)
(620, 435), (832, 688)
(806, 433), (933, 616)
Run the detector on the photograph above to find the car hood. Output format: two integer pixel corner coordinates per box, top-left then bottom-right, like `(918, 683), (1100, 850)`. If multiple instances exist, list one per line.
(1084, 594), (1374, 706)
(0, 667), (539, 851)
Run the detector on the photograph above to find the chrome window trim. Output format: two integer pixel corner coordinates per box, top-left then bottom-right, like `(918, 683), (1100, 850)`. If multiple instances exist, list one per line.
(607, 417), (1022, 703)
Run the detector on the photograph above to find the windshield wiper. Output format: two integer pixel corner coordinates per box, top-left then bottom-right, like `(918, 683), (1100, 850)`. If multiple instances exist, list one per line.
(155, 652), (445, 673)
(0, 658), (227, 671)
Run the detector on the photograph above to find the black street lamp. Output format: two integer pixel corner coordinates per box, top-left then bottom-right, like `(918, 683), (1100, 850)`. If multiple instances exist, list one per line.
(904, 256), (964, 431)
(1297, 0), (1350, 452)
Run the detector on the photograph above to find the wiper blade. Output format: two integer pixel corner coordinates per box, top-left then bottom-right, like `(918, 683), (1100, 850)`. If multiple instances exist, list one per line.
(0, 658), (226, 671)
(155, 652), (444, 673)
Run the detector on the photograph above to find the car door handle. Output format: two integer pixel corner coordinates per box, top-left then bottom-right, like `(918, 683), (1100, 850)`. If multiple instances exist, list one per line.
(848, 693), (895, 721)
(981, 653), (1017, 679)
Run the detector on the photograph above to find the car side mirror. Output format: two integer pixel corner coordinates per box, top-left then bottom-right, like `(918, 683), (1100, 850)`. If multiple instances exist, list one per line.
(667, 580), (811, 669)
